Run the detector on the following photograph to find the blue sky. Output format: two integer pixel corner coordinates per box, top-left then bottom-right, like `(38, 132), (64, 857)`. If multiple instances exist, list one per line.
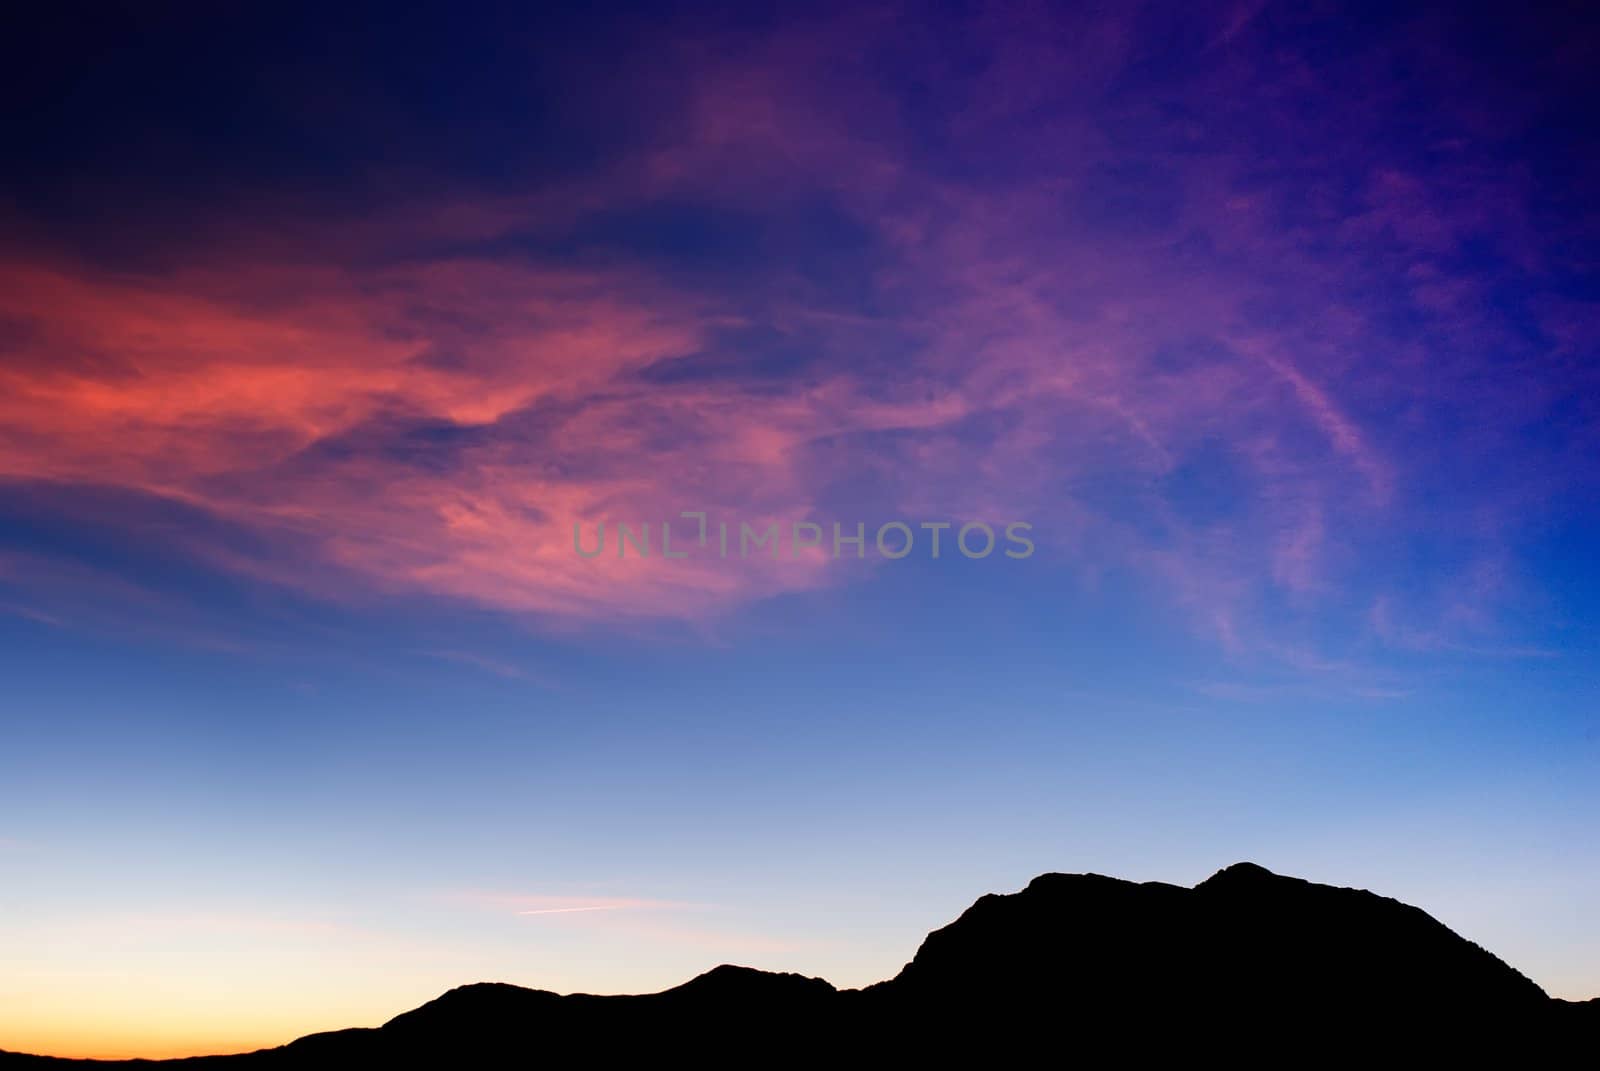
(0, 1), (1597, 1057)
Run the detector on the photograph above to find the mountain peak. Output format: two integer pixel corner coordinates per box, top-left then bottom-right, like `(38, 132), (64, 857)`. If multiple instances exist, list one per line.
(1199, 860), (1282, 885)
(667, 964), (835, 999)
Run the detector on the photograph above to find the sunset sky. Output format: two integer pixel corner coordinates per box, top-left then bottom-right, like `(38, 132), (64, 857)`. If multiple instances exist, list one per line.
(2, 1), (1598, 1058)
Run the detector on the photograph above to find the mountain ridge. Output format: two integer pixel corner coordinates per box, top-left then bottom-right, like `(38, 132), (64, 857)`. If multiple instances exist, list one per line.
(3, 862), (1592, 1065)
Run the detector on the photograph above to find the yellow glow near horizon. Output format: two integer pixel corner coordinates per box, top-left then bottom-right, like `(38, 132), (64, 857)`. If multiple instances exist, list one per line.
(0, 976), (403, 1060)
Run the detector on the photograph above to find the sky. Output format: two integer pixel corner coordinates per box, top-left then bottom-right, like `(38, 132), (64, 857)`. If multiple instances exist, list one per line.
(1, 0), (1598, 1058)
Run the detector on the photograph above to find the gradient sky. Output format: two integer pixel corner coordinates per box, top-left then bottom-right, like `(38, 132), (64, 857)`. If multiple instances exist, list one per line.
(2, 1), (1598, 1058)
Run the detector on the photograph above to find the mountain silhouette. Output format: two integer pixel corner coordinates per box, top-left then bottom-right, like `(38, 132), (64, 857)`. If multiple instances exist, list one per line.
(2, 863), (1591, 1065)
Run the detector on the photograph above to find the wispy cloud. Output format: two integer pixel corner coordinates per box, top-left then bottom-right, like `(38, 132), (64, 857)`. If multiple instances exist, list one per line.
(0, 600), (61, 626)
(421, 649), (566, 688)
(0, 2), (1589, 665)
(448, 890), (803, 952)
(516, 902), (663, 916)
(454, 891), (697, 917)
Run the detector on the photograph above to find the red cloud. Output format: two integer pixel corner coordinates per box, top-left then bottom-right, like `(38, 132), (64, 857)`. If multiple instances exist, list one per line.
(1, 4), (1589, 662)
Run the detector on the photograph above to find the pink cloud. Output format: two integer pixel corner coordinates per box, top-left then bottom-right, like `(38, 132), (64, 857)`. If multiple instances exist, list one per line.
(0, 2), (1589, 666)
